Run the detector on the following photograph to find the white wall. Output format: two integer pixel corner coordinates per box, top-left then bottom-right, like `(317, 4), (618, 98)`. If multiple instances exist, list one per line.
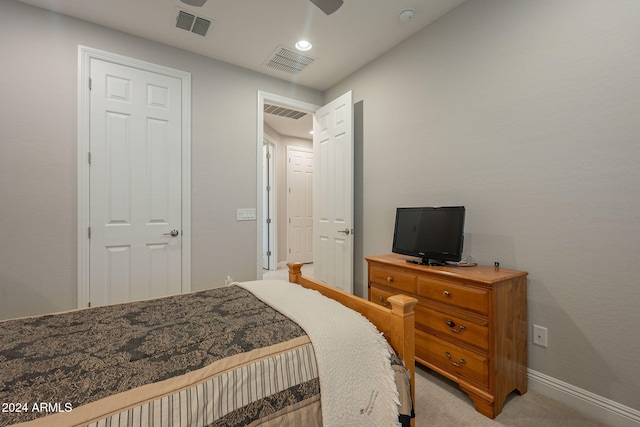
(327, 0), (640, 416)
(0, 0), (323, 319)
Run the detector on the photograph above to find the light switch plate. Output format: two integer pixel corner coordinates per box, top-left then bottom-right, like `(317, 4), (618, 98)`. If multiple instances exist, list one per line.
(237, 208), (256, 221)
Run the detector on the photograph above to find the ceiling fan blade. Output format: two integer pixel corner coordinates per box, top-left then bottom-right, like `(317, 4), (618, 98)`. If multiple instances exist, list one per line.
(309, 0), (344, 15)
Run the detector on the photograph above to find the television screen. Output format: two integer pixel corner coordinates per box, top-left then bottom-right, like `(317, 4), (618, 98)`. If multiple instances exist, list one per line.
(392, 206), (465, 265)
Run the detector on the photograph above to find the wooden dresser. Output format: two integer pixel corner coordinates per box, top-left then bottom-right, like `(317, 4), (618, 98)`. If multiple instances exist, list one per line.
(366, 253), (528, 418)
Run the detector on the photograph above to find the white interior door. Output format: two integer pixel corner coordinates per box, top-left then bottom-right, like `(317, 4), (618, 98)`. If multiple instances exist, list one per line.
(287, 146), (313, 264)
(313, 91), (354, 293)
(89, 58), (183, 306)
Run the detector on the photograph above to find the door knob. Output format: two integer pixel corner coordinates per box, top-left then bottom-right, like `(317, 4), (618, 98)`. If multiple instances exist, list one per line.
(337, 228), (350, 235)
(163, 229), (179, 237)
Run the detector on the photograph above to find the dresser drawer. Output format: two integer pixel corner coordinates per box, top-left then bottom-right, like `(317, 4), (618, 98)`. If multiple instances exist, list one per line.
(417, 330), (489, 388)
(370, 284), (397, 308)
(418, 277), (489, 314)
(415, 304), (489, 350)
(370, 266), (417, 294)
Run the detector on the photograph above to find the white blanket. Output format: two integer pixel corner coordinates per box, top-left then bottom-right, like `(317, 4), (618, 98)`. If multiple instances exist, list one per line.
(237, 279), (400, 427)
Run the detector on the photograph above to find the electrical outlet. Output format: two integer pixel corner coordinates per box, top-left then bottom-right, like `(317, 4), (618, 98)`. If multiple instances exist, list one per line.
(533, 324), (548, 348)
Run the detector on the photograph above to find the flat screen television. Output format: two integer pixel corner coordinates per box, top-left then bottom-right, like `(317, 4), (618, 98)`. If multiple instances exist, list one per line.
(392, 206), (466, 266)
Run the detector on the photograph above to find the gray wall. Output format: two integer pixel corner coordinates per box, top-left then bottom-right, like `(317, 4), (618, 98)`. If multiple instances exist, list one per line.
(0, 0), (323, 319)
(327, 0), (640, 413)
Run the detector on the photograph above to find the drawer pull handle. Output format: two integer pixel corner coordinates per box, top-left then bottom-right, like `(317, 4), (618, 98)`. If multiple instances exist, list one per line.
(378, 296), (389, 307)
(386, 276), (393, 282)
(445, 319), (467, 334)
(443, 290), (451, 297)
(445, 352), (466, 367)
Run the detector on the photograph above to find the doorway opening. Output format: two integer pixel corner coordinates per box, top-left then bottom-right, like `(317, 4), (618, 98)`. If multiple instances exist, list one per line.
(256, 92), (319, 279)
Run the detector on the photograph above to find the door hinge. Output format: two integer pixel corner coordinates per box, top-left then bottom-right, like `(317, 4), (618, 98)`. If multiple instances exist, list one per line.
(88, 152), (91, 165)
(266, 185), (271, 192)
(88, 302), (91, 307)
(266, 218), (271, 224)
(266, 250), (272, 256)
(89, 78), (92, 90)
(266, 152), (271, 160)
(88, 226), (91, 239)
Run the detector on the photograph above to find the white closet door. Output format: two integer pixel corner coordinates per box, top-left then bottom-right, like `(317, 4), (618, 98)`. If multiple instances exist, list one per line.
(288, 146), (314, 264)
(89, 58), (183, 306)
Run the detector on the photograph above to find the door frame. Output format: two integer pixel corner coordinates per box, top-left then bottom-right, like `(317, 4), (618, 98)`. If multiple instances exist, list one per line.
(262, 136), (277, 270)
(77, 46), (192, 308)
(256, 91), (319, 278)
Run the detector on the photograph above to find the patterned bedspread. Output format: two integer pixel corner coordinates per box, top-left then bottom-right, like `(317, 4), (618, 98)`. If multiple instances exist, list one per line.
(0, 286), (321, 426)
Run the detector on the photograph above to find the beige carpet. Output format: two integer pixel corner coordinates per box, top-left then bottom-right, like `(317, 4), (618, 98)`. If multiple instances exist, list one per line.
(414, 365), (611, 426)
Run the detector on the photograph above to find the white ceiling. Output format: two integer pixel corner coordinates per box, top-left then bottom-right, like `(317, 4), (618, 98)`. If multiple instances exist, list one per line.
(264, 105), (315, 141)
(17, 0), (465, 138)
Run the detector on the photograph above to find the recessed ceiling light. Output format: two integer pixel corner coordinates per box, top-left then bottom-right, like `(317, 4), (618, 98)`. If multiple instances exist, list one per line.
(295, 40), (313, 51)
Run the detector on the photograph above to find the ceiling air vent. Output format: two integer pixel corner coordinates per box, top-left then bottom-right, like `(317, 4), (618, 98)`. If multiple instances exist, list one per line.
(175, 9), (212, 37)
(264, 104), (308, 120)
(265, 46), (316, 75)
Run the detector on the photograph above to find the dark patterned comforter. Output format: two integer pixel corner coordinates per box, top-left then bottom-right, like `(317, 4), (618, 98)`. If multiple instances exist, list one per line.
(0, 286), (321, 426)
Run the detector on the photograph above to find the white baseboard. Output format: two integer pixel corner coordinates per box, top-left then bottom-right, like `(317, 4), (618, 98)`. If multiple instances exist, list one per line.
(528, 369), (640, 427)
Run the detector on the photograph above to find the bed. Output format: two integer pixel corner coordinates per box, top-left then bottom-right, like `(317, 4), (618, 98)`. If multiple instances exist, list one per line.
(1, 263), (417, 427)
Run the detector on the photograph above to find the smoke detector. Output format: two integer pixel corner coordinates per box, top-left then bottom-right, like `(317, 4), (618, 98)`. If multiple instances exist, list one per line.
(398, 8), (415, 23)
